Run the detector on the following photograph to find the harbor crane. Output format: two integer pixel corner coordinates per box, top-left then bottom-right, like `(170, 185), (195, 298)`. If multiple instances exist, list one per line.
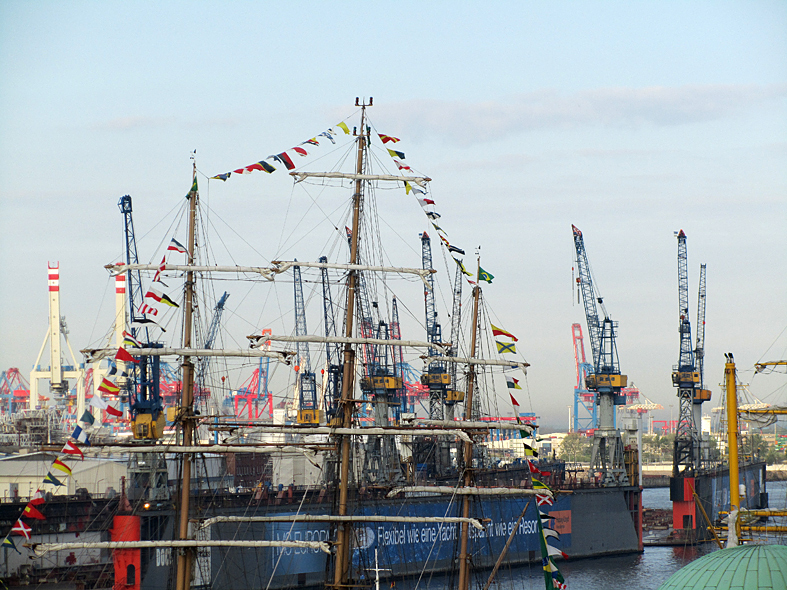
(672, 230), (711, 477)
(319, 255), (342, 425)
(572, 224), (629, 486)
(293, 262), (318, 424)
(572, 323), (597, 433)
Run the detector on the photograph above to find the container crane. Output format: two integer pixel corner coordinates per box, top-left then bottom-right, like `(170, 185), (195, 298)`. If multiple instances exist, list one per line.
(572, 224), (629, 486)
(447, 261), (465, 416)
(293, 263), (318, 424)
(672, 231), (710, 477)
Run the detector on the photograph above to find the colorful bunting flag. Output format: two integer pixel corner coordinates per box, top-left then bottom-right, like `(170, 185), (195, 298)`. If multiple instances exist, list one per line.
(336, 122), (350, 135)
(145, 287), (179, 308)
(378, 134), (401, 144)
(387, 149), (406, 160)
(131, 317), (161, 329)
(302, 138), (319, 146)
(122, 331), (142, 348)
(80, 410), (95, 425)
(152, 256), (166, 283)
(454, 258), (473, 277)
(98, 378), (119, 395)
(271, 152), (295, 170)
(417, 197), (435, 207)
(115, 347), (138, 364)
(247, 161), (276, 173)
(478, 267), (494, 283)
(167, 238), (189, 255)
(425, 211), (441, 220)
(71, 426), (91, 445)
(318, 130), (336, 144)
(536, 493), (554, 506)
(506, 376), (522, 390)
(496, 341), (517, 354)
(3, 535), (21, 553)
(491, 324), (519, 342)
(23, 504), (45, 520)
(210, 172), (232, 181)
(62, 440), (84, 460)
(29, 490), (45, 506)
(11, 520), (31, 539)
(43, 472), (63, 486)
(138, 303), (159, 316)
(105, 405), (123, 418)
(509, 392), (521, 407)
(52, 459), (72, 476)
(392, 158), (411, 171)
(90, 395), (109, 411)
(405, 182), (425, 195)
(448, 245), (465, 256)
(522, 442), (538, 457)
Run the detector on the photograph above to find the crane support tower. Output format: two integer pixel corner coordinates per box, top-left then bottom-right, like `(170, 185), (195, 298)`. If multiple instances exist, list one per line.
(293, 263), (318, 424)
(29, 263), (85, 416)
(672, 231), (710, 477)
(572, 323), (597, 433)
(571, 225), (629, 486)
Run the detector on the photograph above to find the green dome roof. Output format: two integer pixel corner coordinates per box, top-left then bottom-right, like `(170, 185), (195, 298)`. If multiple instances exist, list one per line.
(658, 545), (787, 590)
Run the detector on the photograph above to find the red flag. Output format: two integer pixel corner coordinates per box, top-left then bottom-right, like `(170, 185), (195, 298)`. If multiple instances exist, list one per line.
(29, 490), (46, 505)
(536, 493), (553, 506)
(292, 146), (308, 156)
(62, 440), (84, 460)
(378, 134), (401, 144)
(105, 405), (123, 418)
(98, 377), (119, 395)
(23, 504), (45, 520)
(152, 256), (166, 283)
(115, 347), (139, 364)
(11, 519), (31, 539)
(491, 324), (518, 342)
(509, 392), (520, 407)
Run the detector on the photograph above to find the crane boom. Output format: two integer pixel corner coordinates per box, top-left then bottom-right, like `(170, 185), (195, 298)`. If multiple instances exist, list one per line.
(571, 224), (628, 486)
(695, 264), (707, 389)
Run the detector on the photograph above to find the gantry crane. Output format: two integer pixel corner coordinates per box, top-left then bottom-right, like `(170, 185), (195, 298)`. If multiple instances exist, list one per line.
(196, 292), (229, 416)
(672, 231), (711, 476)
(572, 224), (629, 486)
(293, 262), (318, 424)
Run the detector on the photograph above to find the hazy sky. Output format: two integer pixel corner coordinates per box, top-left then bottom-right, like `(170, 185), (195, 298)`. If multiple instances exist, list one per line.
(1, 1), (785, 430)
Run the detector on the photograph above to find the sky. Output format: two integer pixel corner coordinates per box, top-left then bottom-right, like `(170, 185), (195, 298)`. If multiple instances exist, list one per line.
(0, 1), (785, 431)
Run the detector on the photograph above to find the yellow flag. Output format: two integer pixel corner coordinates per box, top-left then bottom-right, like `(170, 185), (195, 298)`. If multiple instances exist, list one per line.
(336, 122), (350, 135)
(496, 340), (516, 354)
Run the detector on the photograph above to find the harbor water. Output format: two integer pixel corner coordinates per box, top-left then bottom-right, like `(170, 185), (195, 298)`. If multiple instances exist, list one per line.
(396, 481), (787, 590)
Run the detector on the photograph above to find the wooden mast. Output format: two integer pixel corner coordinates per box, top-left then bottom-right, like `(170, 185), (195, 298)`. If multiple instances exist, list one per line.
(724, 353), (740, 544)
(175, 161), (199, 590)
(332, 98), (370, 588)
(457, 272), (481, 590)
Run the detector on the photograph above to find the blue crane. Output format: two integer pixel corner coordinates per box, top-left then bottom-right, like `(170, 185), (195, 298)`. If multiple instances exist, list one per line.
(118, 195), (164, 439)
(572, 224), (628, 486)
(196, 291), (229, 416)
(420, 232), (448, 422)
(319, 256), (342, 425)
(672, 231), (710, 476)
(293, 262), (318, 424)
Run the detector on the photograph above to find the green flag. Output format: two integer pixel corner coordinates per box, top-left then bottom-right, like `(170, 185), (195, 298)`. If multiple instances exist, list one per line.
(478, 267), (494, 283)
(80, 410), (95, 425)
